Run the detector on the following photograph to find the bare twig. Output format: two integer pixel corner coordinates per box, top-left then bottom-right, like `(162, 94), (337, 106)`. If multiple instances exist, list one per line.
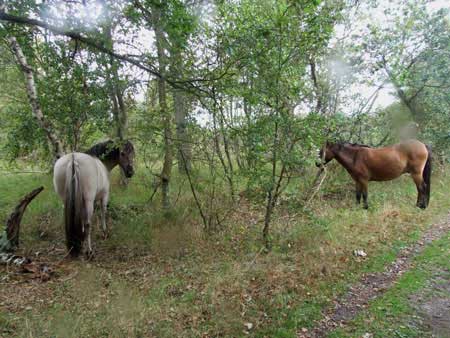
(304, 166), (327, 207)
(179, 147), (209, 229)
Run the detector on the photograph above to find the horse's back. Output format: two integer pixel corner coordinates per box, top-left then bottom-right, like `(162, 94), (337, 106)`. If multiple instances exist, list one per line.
(365, 140), (428, 180)
(395, 139), (428, 157)
(53, 153), (109, 201)
(363, 140), (427, 180)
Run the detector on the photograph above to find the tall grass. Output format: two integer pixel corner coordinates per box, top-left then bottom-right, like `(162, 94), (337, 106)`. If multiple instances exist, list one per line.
(1, 163), (450, 337)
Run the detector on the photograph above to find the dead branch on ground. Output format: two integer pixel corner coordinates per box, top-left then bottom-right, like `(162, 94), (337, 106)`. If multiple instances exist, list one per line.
(0, 186), (44, 262)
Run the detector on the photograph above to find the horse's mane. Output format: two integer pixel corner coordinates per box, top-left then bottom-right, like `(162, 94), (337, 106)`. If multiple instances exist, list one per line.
(337, 142), (371, 148)
(85, 140), (119, 161)
(85, 139), (134, 161)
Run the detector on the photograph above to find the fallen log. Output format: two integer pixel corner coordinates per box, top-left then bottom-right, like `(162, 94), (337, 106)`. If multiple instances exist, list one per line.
(0, 186), (44, 254)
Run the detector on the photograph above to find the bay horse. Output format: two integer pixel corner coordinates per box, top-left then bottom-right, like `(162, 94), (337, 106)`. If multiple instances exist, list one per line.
(316, 140), (431, 209)
(53, 140), (135, 257)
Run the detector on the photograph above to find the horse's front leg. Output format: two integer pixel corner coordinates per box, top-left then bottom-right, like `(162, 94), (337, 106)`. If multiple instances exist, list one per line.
(355, 182), (362, 204)
(355, 179), (368, 209)
(360, 180), (369, 209)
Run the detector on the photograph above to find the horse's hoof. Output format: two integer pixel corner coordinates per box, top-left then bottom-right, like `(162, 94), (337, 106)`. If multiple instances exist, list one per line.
(416, 202), (427, 209)
(363, 205), (369, 210)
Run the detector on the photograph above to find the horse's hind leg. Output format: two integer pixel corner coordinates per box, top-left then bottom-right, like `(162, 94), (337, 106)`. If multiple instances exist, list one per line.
(100, 196), (109, 239)
(84, 199), (95, 258)
(412, 173), (426, 209)
(85, 223), (93, 259)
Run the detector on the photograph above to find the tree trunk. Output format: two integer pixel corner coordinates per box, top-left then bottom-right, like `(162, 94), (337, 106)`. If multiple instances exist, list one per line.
(115, 84), (128, 140)
(262, 190), (275, 251)
(101, 1), (129, 185)
(168, 40), (191, 174)
(107, 60), (128, 141)
(173, 89), (192, 173)
(309, 57), (323, 114)
(212, 97), (235, 201)
(160, 79), (172, 210)
(8, 36), (64, 160)
(109, 64), (130, 186)
(152, 5), (172, 210)
(382, 58), (423, 125)
(219, 100), (235, 202)
(394, 84), (423, 123)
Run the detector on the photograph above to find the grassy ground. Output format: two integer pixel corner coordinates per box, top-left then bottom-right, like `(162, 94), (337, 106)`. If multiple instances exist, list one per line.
(1, 163), (450, 337)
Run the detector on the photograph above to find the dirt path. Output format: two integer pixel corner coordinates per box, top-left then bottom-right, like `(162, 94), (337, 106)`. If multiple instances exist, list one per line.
(300, 213), (450, 338)
(410, 268), (450, 337)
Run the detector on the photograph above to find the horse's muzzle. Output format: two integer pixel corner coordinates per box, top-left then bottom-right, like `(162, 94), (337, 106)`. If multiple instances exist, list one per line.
(125, 166), (135, 178)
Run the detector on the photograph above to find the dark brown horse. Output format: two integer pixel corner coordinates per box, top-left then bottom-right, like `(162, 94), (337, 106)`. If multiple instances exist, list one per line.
(316, 140), (432, 209)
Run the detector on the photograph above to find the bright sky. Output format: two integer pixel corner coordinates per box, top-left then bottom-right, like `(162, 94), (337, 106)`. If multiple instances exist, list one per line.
(33, 0), (450, 114)
(129, 0), (450, 119)
(338, 0), (450, 112)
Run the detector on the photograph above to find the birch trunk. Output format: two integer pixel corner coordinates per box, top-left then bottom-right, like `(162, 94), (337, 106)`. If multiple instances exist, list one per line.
(8, 36), (64, 160)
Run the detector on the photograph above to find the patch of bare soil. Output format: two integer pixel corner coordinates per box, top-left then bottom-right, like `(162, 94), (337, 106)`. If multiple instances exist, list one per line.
(0, 233), (174, 315)
(300, 214), (450, 338)
(410, 271), (450, 338)
(0, 245), (75, 312)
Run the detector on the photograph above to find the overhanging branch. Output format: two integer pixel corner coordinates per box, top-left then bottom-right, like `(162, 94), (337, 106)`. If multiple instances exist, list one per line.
(0, 11), (215, 96)
(0, 11), (162, 75)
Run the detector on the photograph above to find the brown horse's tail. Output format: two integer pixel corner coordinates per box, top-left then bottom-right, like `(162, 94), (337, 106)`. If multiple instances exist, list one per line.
(64, 154), (85, 257)
(423, 145), (432, 207)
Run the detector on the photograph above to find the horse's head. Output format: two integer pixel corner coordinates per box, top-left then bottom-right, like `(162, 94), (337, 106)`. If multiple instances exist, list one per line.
(85, 139), (136, 176)
(316, 141), (336, 167)
(118, 140), (135, 178)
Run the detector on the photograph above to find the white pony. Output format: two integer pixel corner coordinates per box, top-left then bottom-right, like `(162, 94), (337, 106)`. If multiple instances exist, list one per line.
(53, 140), (135, 257)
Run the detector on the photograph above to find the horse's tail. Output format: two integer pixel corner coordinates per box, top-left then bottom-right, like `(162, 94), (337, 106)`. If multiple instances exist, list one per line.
(423, 145), (432, 207)
(64, 154), (85, 257)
